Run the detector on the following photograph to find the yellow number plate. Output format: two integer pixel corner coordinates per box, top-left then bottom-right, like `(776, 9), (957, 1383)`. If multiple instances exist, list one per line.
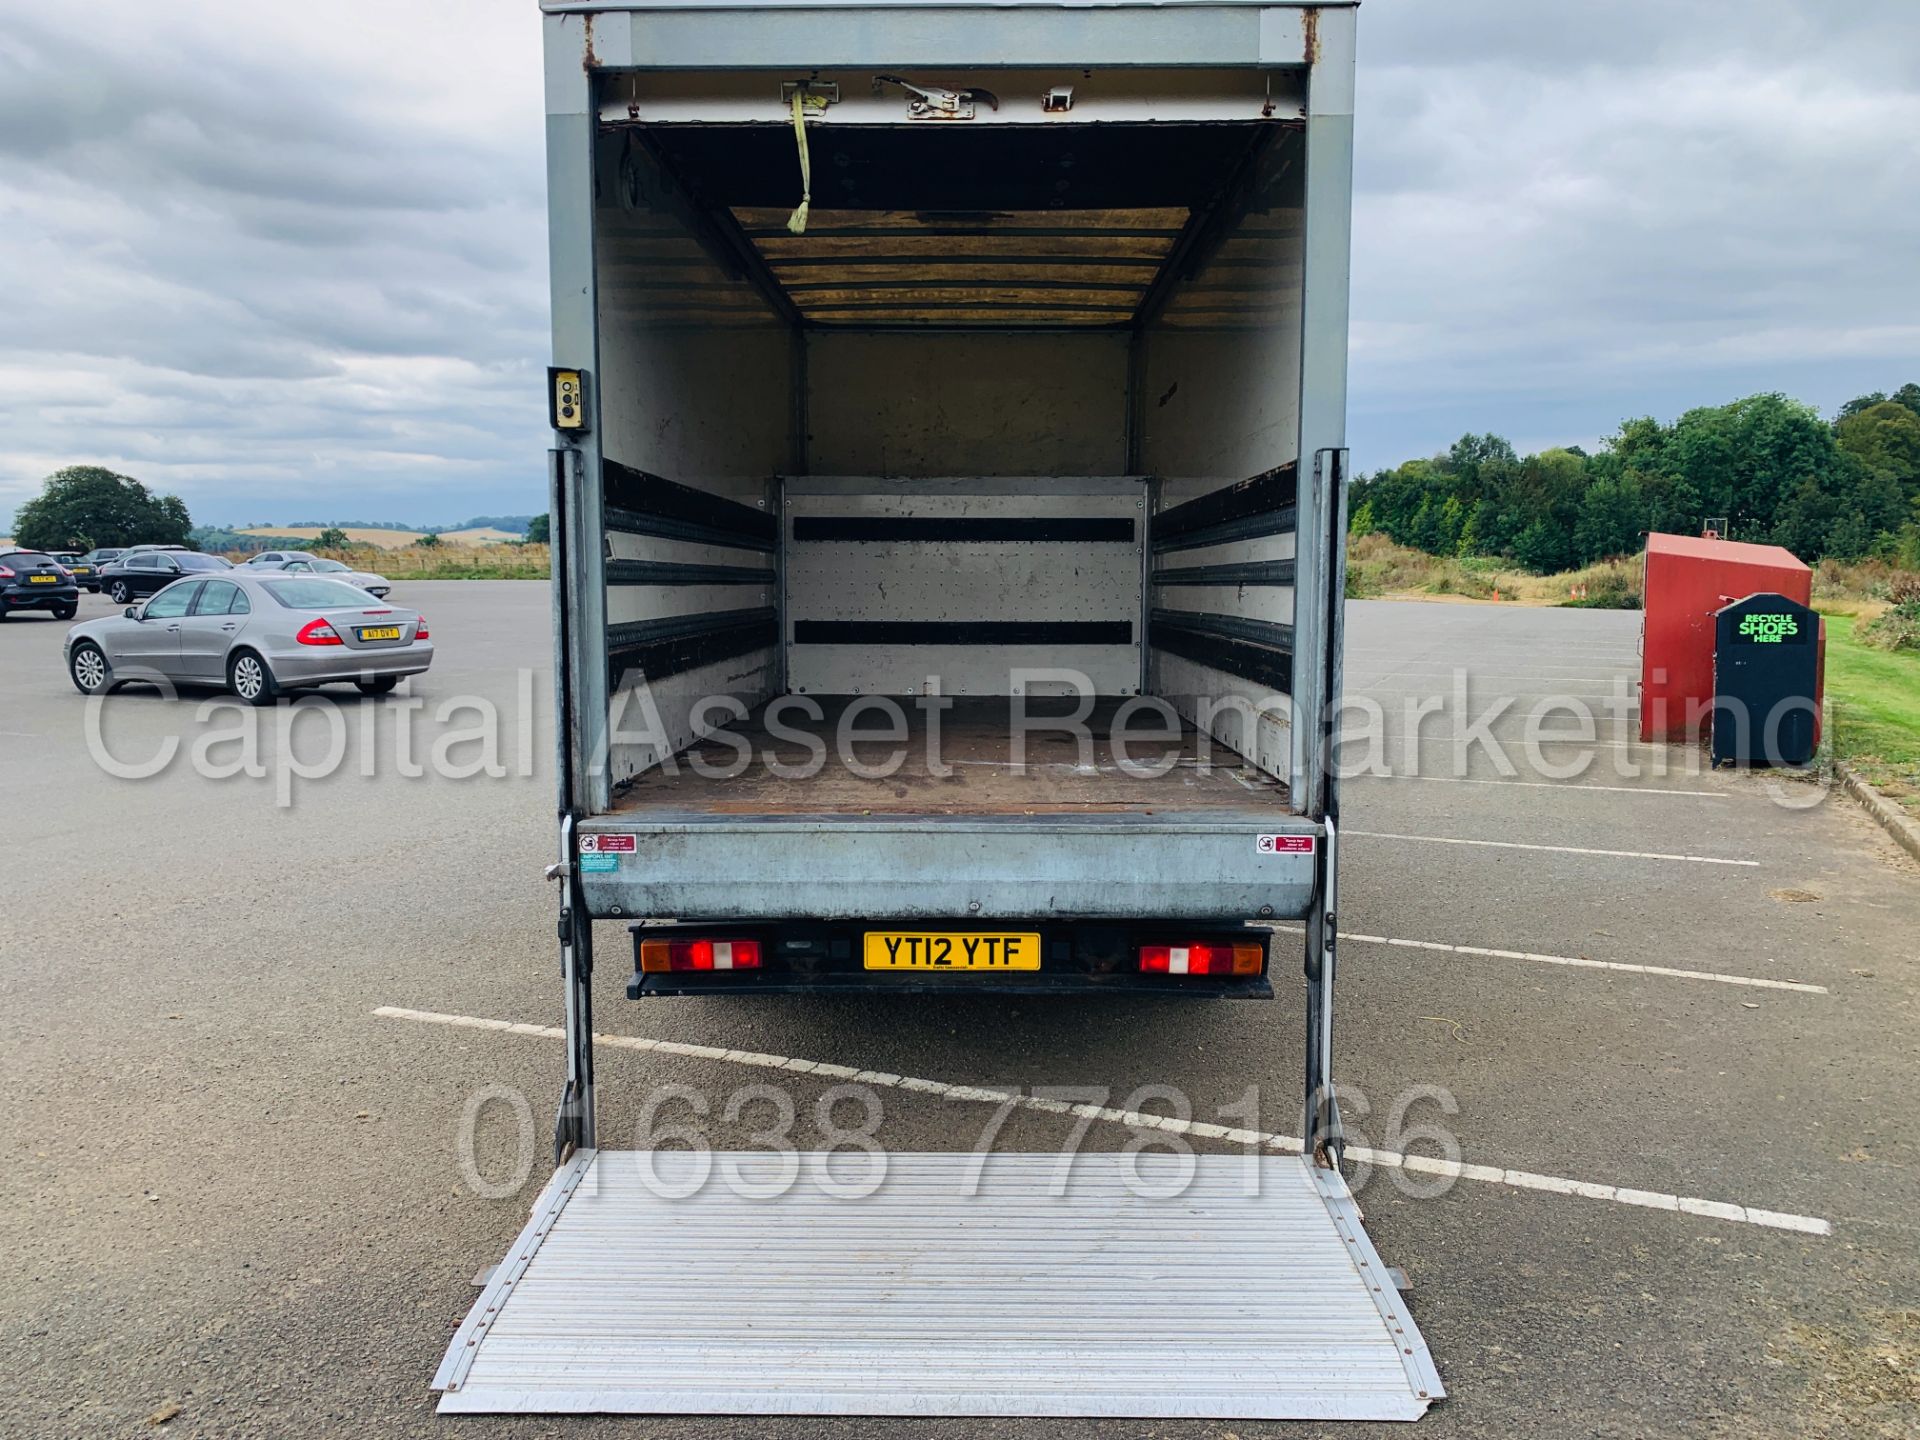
(28, 574), (55, 583)
(358, 626), (402, 640)
(864, 932), (1042, 971)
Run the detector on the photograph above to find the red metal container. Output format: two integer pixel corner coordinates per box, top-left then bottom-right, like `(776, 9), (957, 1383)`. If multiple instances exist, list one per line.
(1639, 533), (1814, 742)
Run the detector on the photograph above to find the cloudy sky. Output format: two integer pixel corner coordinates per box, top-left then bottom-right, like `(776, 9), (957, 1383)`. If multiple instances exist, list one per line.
(2, 0), (1916, 530)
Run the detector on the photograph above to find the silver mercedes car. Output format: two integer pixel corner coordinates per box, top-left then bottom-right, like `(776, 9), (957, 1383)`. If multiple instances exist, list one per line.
(64, 571), (433, 705)
(240, 552), (392, 598)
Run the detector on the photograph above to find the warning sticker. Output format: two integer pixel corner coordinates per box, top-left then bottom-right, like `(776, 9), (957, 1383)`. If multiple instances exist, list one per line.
(580, 833), (637, 854)
(1256, 834), (1317, 855)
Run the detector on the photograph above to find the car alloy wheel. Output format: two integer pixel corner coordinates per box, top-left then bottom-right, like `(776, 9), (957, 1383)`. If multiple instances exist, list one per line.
(71, 643), (109, 695)
(231, 653), (268, 702)
(110, 581), (131, 604)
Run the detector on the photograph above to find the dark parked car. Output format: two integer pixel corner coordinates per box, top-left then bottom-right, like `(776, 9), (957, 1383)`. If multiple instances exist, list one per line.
(0, 550), (81, 620)
(97, 550), (232, 605)
(51, 551), (104, 592)
(70, 548), (126, 591)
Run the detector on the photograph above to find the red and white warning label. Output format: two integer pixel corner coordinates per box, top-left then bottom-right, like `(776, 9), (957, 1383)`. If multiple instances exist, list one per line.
(1256, 834), (1317, 855)
(580, 833), (638, 854)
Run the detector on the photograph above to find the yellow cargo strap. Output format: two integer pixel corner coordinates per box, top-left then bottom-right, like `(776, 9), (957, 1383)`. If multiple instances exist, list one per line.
(787, 90), (812, 235)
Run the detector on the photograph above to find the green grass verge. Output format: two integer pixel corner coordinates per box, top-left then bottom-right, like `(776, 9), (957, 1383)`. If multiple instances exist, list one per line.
(1821, 613), (1920, 815)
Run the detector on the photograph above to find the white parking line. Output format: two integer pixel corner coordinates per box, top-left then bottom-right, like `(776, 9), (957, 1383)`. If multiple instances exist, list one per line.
(1360, 677), (1625, 689)
(1354, 774), (1724, 798)
(1268, 927), (1826, 993)
(1346, 829), (1759, 866)
(372, 1006), (1831, 1236)
(1347, 734), (1666, 752)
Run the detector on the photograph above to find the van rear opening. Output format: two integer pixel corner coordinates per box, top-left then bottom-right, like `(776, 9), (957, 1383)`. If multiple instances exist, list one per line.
(566, 72), (1327, 943)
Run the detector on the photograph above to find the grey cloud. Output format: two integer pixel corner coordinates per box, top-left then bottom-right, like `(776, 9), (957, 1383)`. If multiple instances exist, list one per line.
(1348, 0), (1920, 466)
(3, 1), (1917, 526)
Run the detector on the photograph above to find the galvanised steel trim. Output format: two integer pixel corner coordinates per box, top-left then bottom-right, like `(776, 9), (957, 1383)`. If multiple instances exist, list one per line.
(1311, 1161), (1447, 1405)
(433, 1151), (596, 1395)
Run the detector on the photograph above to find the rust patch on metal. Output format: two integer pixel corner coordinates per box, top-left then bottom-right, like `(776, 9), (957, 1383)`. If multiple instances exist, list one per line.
(1302, 7), (1320, 66)
(581, 12), (598, 72)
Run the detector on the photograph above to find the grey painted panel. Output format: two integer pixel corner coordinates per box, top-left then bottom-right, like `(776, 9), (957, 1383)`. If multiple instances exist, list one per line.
(791, 643), (1138, 698)
(1138, 137), (1306, 488)
(576, 809), (1317, 919)
(603, 652), (780, 786)
(1152, 647), (1292, 787)
(1153, 584), (1296, 623)
(806, 331), (1128, 477)
(605, 582), (777, 627)
(615, 8), (1269, 70)
(1155, 531), (1295, 571)
(786, 485), (1142, 695)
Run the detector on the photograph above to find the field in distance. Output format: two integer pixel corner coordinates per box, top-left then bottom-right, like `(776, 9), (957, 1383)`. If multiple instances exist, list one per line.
(239, 525), (521, 548)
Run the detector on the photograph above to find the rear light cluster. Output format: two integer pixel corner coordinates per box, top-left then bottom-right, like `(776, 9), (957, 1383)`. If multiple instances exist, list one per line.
(415, 617), (429, 639)
(1139, 943), (1263, 976)
(0, 567), (13, 579)
(295, 618), (343, 646)
(639, 938), (762, 973)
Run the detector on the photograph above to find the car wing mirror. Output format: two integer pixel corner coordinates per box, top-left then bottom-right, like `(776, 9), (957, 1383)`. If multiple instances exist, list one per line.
(125, 606), (141, 620)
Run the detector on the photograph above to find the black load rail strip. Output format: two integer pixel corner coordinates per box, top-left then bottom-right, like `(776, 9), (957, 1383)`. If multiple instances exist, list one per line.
(1152, 559), (1297, 588)
(794, 620), (1133, 646)
(1149, 609), (1294, 694)
(793, 516), (1136, 544)
(603, 459), (776, 554)
(1152, 463), (1298, 554)
(607, 608), (778, 687)
(606, 558), (775, 587)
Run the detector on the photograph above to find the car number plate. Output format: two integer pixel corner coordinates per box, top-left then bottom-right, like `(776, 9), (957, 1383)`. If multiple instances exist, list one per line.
(863, 931), (1042, 971)
(357, 625), (402, 640)
(28, 574), (55, 584)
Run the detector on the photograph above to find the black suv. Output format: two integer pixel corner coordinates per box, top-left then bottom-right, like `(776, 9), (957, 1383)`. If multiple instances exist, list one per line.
(98, 550), (233, 604)
(0, 550), (81, 620)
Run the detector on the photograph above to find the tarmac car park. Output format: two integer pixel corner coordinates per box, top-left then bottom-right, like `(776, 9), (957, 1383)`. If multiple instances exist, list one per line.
(3, 581), (1916, 1439)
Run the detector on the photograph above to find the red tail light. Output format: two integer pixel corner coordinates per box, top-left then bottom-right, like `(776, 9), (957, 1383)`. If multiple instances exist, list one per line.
(296, 617), (344, 646)
(414, 616), (429, 639)
(0, 566), (14, 579)
(1139, 942), (1264, 976)
(639, 938), (762, 973)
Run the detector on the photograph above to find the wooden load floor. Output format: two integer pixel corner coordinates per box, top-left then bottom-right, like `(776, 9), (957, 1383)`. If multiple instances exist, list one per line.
(609, 697), (1290, 817)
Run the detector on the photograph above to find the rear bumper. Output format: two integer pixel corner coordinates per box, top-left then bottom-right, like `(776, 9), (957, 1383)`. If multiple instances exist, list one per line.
(265, 640), (434, 684)
(3, 586), (79, 609)
(625, 919), (1276, 998)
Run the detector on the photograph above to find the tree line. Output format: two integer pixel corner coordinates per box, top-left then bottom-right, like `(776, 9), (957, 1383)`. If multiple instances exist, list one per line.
(1350, 385), (1920, 572)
